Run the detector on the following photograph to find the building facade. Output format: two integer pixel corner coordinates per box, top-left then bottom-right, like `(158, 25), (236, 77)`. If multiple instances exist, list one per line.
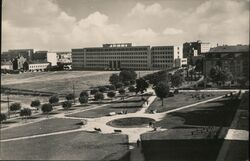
(23, 61), (50, 72)
(72, 43), (151, 70)
(72, 43), (184, 70)
(203, 45), (249, 80)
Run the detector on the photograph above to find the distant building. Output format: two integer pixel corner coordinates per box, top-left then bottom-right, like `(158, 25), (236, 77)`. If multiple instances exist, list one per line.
(1, 61), (13, 70)
(47, 52), (58, 66)
(183, 40), (210, 65)
(203, 45), (249, 80)
(32, 51), (47, 61)
(23, 61), (50, 72)
(57, 52), (72, 64)
(72, 43), (184, 70)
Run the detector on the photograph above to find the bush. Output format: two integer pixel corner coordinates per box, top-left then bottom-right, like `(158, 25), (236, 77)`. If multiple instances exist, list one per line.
(62, 101), (72, 110)
(130, 80), (136, 85)
(119, 88), (126, 95)
(0, 113), (7, 122)
(119, 70), (137, 83)
(109, 74), (120, 85)
(20, 108), (32, 119)
(108, 85), (116, 90)
(124, 81), (130, 86)
(30, 100), (41, 108)
(66, 93), (74, 101)
(79, 96), (88, 104)
(10, 103), (21, 115)
(107, 91), (116, 99)
(94, 92), (104, 101)
(90, 88), (99, 95)
(49, 95), (59, 104)
(80, 91), (89, 98)
(99, 86), (108, 92)
(128, 85), (136, 93)
(115, 82), (124, 89)
(41, 103), (53, 116)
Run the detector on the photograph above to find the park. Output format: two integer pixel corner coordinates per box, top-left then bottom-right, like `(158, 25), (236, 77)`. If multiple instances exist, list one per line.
(0, 68), (249, 161)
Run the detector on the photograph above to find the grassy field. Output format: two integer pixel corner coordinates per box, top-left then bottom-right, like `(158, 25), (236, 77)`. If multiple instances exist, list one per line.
(1, 131), (129, 160)
(107, 117), (155, 128)
(154, 97), (240, 129)
(147, 92), (228, 113)
(0, 118), (83, 140)
(1, 71), (154, 96)
(67, 101), (144, 118)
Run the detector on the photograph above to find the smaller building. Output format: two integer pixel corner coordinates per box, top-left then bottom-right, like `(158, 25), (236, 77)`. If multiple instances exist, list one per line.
(1, 61), (13, 70)
(12, 56), (27, 70)
(23, 61), (50, 72)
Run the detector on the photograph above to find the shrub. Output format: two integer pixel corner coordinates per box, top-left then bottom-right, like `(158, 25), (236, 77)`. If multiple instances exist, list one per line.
(80, 91), (89, 98)
(10, 103), (21, 116)
(90, 88), (99, 95)
(124, 81), (130, 86)
(107, 91), (116, 100)
(99, 86), (108, 92)
(41, 103), (53, 117)
(79, 96), (88, 104)
(20, 108), (32, 121)
(49, 95), (59, 104)
(30, 100), (41, 108)
(115, 82), (124, 89)
(108, 85), (116, 90)
(62, 101), (72, 111)
(94, 92), (104, 101)
(0, 113), (7, 122)
(66, 93), (74, 101)
(119, 70), (137, 83)
(128, 85), (136, 93)
(109, 74), (120, 85)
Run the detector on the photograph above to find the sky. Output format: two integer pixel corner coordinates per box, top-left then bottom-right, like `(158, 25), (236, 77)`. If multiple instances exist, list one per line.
(2, 0), (249, 51)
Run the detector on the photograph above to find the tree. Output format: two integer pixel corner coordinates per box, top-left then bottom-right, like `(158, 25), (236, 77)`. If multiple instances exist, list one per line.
(119, 88), (126, 100)
(49, 95), (59, 105)
(41, 103), (53, 117)
(109, 74), (120, 85)
(90, 88), (99, 95)
(171, 72), (184, 87)
(115, 82), (124, 89)
(79, 96), (88, 104)
(128, 85), (136, 93)
(195, 59), (203, 72)
(62, 101), (72, 111)
(99, 86), (108, 92)
(0, 113), (7, 123)
(154, 82), (170, 106)
(209, 67), (233, 85)
(66, 93), (74, 101)
(94, 92), (104, 102)
(30, 100), (41, 110)
(80, 90), (89, 98)
(20, 108), (32, 122)
(107, 91), (116, 101)
(119, 70), (137, 83)
(108, 85), (116, 90)
(124, 81), (130, 86)
(10, 103), (21, 116)
(135, 78), (149, 94)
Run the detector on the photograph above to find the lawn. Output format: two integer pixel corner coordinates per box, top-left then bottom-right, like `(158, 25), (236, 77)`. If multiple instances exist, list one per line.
(1, 131), (129, 160)
(147, 92), (228, 113)
(0, 118), (84, 140)
(66, 101), (144, 118)
(153, 97), (240, 129)
(1, 70), (155, 96)
(107, 117), (155, 128)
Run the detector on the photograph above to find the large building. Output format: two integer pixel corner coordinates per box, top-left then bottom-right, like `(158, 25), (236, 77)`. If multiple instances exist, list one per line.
(1, 49), (34, 61)
(203, 45), (249, 80)
(72, 43), (184, 70)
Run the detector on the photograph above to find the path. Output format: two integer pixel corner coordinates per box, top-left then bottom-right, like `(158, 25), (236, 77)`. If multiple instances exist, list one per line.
(1, 89), (233, 143)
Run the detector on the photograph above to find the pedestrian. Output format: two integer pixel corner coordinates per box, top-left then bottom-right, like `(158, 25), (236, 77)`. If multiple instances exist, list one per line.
(137, 139), (140, 147)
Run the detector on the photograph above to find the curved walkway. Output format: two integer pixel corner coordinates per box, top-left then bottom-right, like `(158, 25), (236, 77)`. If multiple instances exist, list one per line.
(1, 89), (242, 143)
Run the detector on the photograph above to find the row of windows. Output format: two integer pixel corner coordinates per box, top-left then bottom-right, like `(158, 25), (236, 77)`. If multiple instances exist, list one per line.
(85, 48), (149, 52)
(85, 52), (148, 55)
(29, 65), (48, 69)
(85, 60), (148, 63)
(86, 56), (148, 59)
(151, 47), (174, 50)
(153, 60), (173, 63)
(152, 52), (174, 55)
(152, 56), (173, 59)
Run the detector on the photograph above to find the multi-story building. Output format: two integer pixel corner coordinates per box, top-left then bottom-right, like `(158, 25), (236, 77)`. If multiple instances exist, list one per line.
(151, 46), (183, 69)
(72, 43), (185, 70)
(23, 61), (50, 72)
(57, 52), (72, 64)
(203, 45), (249, 80)
(72, 43), (151, 70)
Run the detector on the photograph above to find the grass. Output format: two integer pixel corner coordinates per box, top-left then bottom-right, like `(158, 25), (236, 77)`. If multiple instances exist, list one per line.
(147, 92), (228, 113)
(67, 101), (145, 118)
(107, 117), (155, 128)
(0, 118), (84, 140)
(154, 97), (240, 129)
(1, 71), (154, 96)
(1, 131), (129, 160)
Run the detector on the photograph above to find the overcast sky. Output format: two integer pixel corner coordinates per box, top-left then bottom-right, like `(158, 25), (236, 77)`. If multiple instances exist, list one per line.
(2, 0), (249, 51)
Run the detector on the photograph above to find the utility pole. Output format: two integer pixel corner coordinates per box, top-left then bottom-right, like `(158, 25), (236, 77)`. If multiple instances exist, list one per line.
(73, 83), (76, 104)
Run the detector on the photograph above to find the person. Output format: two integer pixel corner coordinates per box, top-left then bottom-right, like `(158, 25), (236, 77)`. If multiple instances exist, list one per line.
(137, 139), (140, 147)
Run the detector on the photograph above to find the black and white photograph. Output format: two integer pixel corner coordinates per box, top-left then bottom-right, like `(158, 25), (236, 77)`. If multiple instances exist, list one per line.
(0, 0), (249, 160)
